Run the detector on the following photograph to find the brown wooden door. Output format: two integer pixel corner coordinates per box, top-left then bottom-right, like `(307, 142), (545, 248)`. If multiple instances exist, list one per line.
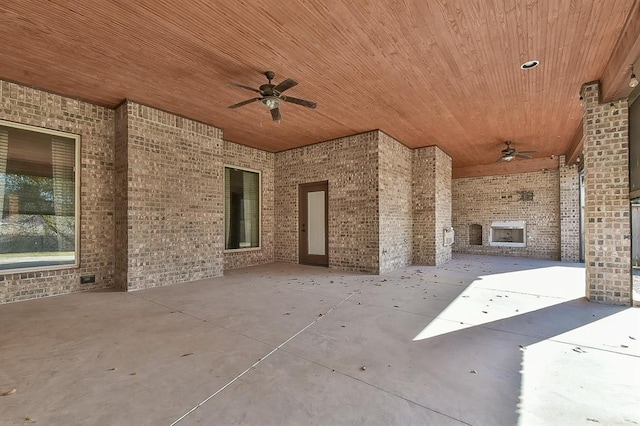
(299, 181), (329, 266)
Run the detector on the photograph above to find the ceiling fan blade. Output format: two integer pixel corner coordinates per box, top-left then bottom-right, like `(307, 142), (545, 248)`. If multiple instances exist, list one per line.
(515, 153), (533, 159)
(281, 95), (317, 109)
(228, 98), (260, 109)
(270, 107), (281, 121)
(274, 78), (298, 93)
(494, 156), (505, 163)
(230, 82), (261, 93)
(518, 150), (538, 154)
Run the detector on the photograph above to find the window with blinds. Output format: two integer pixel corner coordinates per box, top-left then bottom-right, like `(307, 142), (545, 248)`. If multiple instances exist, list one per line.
(0, 120), (79, 272)
(224, 166), (260, 250)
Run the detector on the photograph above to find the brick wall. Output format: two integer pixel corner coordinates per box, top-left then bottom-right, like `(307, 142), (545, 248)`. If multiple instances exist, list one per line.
(413, 146), (452, 265)
(581, 82), (631, 305)
(559, 155), (581, 262)
(378, 132), (413, 273)
(114, 103), (129, 290)
(452, 170), (560, 260)
(434, 147), (453, 264)
(119, 101), (224, 291)
(274, 131), (380, 273)
(223, 140), (275, 269)
(0, 80), (115, 303)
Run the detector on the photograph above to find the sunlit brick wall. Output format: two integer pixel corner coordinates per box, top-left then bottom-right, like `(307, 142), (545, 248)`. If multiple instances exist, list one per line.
(581, 82), (631, 305)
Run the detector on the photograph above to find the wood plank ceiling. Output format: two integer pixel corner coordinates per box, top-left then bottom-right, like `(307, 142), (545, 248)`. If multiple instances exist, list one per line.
(0, 0), (636, 170)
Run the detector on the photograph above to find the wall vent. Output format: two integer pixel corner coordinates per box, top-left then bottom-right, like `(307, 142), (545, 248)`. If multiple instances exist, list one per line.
(521, 191), (534, 201)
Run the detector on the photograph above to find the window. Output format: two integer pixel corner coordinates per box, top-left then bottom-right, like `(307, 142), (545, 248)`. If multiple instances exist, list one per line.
(225, 166), (260, 250)
(0, 120), (79, 272)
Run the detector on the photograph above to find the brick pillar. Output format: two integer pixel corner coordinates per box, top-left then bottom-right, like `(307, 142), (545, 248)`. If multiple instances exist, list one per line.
(114, 101), (224, 292)
(581, 82), (631, 305)
(0, 128), (8, 217)
(113, 103), (129, 291)
(559, 155), (580, 262)
(51, 137), (75, 251)
(413, 146), (452, 265)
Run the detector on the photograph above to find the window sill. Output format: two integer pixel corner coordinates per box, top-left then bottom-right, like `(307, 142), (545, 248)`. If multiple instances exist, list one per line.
(224, 247), (262, 254)
(0, 261), (79, 275)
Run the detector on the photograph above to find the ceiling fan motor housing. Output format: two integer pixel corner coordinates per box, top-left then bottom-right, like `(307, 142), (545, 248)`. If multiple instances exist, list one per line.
(259, 84), (275, 96)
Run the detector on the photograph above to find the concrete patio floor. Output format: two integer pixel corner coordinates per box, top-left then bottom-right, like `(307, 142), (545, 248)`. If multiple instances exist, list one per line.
(0, 254), (638, 425)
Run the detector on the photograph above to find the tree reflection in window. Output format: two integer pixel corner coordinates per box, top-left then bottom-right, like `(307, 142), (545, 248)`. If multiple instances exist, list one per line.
(0, 123), (78, 271)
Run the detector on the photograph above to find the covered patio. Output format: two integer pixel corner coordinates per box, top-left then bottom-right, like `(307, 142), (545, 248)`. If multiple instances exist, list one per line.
(1, 255), (637, 425)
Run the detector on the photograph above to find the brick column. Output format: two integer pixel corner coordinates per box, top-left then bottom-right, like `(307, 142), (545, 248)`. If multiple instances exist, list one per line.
(413, 146), (452, 265)
(0, 128), (8, 217)
(114, 103), (129, 291)
(114, 101), (224, 292)
(559, 155), (580, 262)
(581, 82), (631, 305)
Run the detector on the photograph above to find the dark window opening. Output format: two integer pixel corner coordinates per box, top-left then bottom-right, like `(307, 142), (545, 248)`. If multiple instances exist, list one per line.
(224, 167), (260, 250)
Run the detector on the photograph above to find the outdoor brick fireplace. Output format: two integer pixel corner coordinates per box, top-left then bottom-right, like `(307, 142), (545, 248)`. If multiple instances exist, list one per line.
(489, 220), (526, 247)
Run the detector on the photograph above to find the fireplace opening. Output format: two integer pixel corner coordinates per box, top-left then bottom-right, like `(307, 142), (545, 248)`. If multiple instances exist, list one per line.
(469, 224), (482, 245)
(489, 221), (526, 247)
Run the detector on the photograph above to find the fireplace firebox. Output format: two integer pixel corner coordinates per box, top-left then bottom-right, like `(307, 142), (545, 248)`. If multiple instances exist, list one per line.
(489, 221), (526, 247)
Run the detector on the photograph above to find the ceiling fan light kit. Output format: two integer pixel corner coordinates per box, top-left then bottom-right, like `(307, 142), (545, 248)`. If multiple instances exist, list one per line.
(261, 97), (280, 110)
(228, 71), (317, 121)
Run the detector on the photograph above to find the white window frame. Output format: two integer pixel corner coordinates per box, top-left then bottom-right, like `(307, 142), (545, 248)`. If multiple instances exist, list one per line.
(223, 165), (262, 252)
(0, 119), (81, 274)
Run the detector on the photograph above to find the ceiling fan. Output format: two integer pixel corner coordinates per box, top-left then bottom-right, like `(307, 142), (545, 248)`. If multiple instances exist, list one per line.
(228, 71), (317, 121)
(495, 141), (537, 162)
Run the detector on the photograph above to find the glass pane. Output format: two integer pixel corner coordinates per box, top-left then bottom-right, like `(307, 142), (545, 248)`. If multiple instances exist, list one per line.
(307, 190), (325, 255)
(0, 124), (77, 271)
(225, 167), (260, 249)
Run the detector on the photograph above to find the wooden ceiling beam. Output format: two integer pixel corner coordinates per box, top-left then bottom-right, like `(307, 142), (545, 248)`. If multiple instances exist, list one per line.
(601, 0), (640, 102)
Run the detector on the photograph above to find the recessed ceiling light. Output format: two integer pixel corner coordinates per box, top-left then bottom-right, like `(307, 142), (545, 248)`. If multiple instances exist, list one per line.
(520, 60), (540, 70)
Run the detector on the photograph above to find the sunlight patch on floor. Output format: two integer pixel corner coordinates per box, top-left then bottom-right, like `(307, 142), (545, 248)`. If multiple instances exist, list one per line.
(413, 266), (585, 341)
(517, 312), (640, 425)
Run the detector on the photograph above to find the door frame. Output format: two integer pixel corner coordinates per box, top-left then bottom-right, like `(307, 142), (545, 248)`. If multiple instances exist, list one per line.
(298, 181), (329, 266)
